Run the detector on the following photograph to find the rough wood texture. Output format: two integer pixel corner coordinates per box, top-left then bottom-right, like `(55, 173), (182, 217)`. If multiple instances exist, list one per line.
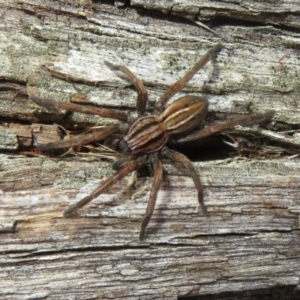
(1, 1), (300, 299)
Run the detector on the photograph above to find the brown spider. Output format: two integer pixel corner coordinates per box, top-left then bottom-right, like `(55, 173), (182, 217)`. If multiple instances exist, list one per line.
(30, 43), (273, 240)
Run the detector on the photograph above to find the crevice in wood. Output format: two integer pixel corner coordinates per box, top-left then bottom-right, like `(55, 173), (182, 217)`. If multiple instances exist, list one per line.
(179, 285), (300, 300)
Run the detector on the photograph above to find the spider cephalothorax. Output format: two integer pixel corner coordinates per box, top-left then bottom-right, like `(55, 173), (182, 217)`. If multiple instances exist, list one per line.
(30, 43), (273, 240)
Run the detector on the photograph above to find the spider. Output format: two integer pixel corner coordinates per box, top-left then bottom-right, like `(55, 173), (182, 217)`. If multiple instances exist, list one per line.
(29, 43), (273, 240)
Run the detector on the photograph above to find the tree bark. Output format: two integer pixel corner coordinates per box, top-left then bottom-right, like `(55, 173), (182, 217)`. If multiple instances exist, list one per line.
(1, 1), (300, 299)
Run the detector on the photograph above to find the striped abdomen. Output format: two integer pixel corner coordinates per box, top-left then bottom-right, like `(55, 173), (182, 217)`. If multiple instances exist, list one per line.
(124, 95), (208, 155)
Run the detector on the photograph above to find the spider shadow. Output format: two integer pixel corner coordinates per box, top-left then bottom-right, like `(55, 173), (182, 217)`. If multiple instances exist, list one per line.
(201, 54), (222, 97)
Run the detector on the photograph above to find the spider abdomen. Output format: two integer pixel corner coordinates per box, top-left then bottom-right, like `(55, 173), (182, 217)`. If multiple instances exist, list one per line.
(124, 96), (208, 155)
(161, 95), (208, 135)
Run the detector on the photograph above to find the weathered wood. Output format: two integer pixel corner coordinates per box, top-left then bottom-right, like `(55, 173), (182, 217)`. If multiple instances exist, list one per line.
(132, 0), (300, 29)
(1, 1), (300, 299)
(0, 123), (62, 149)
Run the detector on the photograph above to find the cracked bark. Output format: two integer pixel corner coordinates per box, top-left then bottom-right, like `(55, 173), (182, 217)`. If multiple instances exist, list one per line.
(1, 1), (300, 299)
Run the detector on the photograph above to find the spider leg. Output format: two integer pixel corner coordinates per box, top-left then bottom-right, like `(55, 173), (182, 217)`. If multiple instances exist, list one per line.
(29, 95), (127, 122)
(64, 159), (142, 217)
(139, 156), (163, 240)
(37, 125), (120, 151)
(177, 110), (274, 143)
(162, 147), (208, 216)
(155, 43), (222, 112)
(104, 61), (147, 116)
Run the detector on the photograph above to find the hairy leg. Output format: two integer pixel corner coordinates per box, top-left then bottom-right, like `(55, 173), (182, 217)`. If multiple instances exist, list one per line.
(64, 159), (142, 217)
(155, 43), (222, 112)
(162, 147), (208, 216)
(177, 111), (274, 143)
(29, 95), (127, 122)
(139, 156), (163, 240)
(37, 125), (120, 151)
(104, 61), (147, 116)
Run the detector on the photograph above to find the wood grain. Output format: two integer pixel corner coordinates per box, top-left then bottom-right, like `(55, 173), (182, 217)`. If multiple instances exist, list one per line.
(1, 1), (300, 299)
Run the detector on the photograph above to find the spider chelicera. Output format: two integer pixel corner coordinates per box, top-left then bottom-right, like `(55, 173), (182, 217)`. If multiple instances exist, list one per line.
(30, 43), (273, 240)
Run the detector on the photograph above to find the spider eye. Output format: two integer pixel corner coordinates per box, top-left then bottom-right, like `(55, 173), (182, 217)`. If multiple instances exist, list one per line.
(117, 139), (131, 155)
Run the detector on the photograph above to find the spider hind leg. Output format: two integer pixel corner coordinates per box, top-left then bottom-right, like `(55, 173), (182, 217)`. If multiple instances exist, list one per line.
(104, 61), (148, 116)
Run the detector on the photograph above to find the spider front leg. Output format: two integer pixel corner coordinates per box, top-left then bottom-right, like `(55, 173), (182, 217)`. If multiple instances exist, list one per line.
(64, 159), (142, 217)
(162, 147), (208, 217)
(139, 155), (163, 240)
(104, 61), (147, 116)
